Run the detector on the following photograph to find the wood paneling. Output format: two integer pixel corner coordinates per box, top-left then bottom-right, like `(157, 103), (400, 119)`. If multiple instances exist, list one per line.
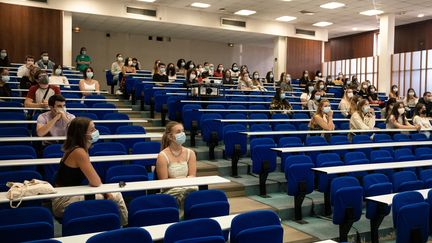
(286, 37), (322, 78)
(395, 19), (432, 54)
(0, 3), (62, 65)
(325, 31), (375, 61)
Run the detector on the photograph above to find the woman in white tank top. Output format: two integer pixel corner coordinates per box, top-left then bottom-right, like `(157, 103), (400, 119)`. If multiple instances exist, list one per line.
(79, 67), (100, 97)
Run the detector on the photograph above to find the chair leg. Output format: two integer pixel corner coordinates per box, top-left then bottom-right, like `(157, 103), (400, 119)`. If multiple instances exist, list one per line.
(259, 160), (270, 198)
(209, 132), (218, 160)
(131, 89), (136, 105)
(410, 228), (423, 243)
(231, 144), (241, 177)
(150, 98), (155, 118)
(110, 85), (114, 95)
(370, 203), (386, 243)
(161, 104), (167, 126)
(190, 121), (197, 147)
(324, 192), (332, 216)
(294, 181), (307, 221)
(339, 207), (355, 242)
(140, 93), (145, 111)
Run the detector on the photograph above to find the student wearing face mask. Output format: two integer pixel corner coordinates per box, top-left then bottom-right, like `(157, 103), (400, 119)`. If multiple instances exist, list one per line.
(183, 68), (198, 91)
(24, 70), (60, 108)
(119, 57), (137, 95)
(350, 99), (376, 130)
(389, 85), (400, 100)
(36, 51), (55, 70)
(49, 64), (70, 88)
(230, 63), (240, 78)
(185, 60), (195, 72)
(386, 102), (420, 130)
(403, 88), (418, 109)
(17, 55), (36, 78)
(308, 90), (322, 117)
(252, 71), (267, 91)
(412, 103), (432, 138)
(382, 98), (397, 120)
(299, 70), (311, 86)
(152, 63), (169, 83)
(208, 64), (215, 76)
(270, 88), (292, 115)
(36, 95), (75, 146)
(0, 68), (11, 98)
(314, 71), (323, 82)
(52, 117), (128, 225)
(79, 67), (100, 97)
(348, 75), (359, 90)
(75, 47), (91, 72)
(166, 63), (177, 83)
(279, 72), (293, 92)
(367, 85), (384, 107)
(418, 91), (432, 117)
(111, 54), (124, 95)
(0, 49), (10, 67)
(157, 121), (197, 216)
(177, 58), (187, 75)
(332, 72), (345, 86)
(132, 58), (141, 70)
(309, 99), (335, 140)
(265, 71), (275, 84)
(300, 82), (315, 110)
(358, 81), (369, 100)
(339, 88), (355, 118)
(213, 64), (224, 78)
(315, 80), (327, 96)
(222, 70), (233, 85)
(20, 65), (40, 97)
(237, 71), (256, 91)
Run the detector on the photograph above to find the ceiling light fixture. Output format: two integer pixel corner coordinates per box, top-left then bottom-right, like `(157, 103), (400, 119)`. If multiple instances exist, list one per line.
(418, 13), (425, 18)
(313, 21), (333, 27)
(352, 27), (358, 30)
(275, 16), (297, 22)
(190, 2), (211, 8)
(137, 0), (156, 2)
(359, 9), (384, 16)
(320, 2), (345, 9)
(234, 9), (256, 16)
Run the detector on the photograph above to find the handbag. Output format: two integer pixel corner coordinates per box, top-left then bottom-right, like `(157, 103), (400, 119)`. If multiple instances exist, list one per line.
(6, 179), (57, 208)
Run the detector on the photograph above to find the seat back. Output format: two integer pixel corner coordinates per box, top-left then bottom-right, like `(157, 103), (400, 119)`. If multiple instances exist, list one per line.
(86, 227), (153, 243)
(164, 218), (224, 243)
(330, 176), (363, 225)
(132, 141), (161, 167)
(128, 194), (179, 227)
(392, 171), (424, 192)
(363, 173), (392, 220)
(184, 190), (229, 220)
(284, 155), (314, 196)
(223, 124), (247, 158)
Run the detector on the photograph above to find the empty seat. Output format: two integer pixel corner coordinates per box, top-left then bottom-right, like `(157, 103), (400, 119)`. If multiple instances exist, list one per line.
(132, 141), (161, 168)
(184, 190), (229, 220)
(115, 125), (146, 151)
(251, 138), (277, 196)
(164, 218), (225, 243)
(223, 124), (247, 177)
(363, 173), (392, 228)
(93, 103), (117, 120)
(344, 151), (369, 177)
(128, 194), (179, 227)
(392, 171), (424, 192)
(103, 113), (130, 134)
(86, 227), (152, 243)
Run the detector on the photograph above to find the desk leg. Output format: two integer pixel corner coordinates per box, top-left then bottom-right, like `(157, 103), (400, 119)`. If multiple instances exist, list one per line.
(85, 194), (96, 200)
(198, 185), (208, 190)
(324, 192), (332, 216)
(370, 203), (386, 243)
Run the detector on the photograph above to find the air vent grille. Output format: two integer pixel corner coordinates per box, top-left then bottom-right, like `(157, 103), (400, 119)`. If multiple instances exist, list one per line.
(296, 28), (316, 36)
(126, 7), (157, 17)
(221, 18), (246, 28)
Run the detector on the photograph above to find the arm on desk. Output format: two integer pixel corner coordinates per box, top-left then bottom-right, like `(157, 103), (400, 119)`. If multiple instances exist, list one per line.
(73, 148), (102, 187)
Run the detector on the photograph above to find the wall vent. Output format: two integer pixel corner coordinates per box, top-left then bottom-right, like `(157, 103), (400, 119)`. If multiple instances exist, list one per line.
(28, 0), (48, 2)
(221, 18), (246, 28)
(296, 28), (316, 36)
(126, 7), (157, 17)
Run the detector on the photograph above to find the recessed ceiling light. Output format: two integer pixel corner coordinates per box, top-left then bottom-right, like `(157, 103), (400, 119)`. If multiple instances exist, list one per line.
(275, 16), (297, 22)
(313, 21), (333, 27)
(360, 9), (384, 16)
(320, 2), (345, 9)
(281, 0), (292, 2)
(300, 10), (315, 15)
(137, 0), (156, 2)
(234, 10), (256, 16)
(418, 13), (425, 18)
(190, 2), (211, 8)
(352, 27), (358, 30)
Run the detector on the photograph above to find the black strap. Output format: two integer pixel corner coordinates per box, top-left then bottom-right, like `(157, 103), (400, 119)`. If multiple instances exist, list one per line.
(42, 86), (50, 101)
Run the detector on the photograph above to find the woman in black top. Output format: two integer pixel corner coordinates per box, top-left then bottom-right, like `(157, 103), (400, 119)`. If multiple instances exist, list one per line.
(0, 68), (11, 98)
(299, 70), (311, 86)
(0, 49), (10, 67)
(52, 117), (128, 225)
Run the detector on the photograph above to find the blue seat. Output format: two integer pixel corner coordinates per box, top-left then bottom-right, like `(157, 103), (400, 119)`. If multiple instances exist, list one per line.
(392, 191), (429, 243)
(292, 112), (309, 119)
(344, 152), (369, 178)
(415, 147), (432, 160)
(200, 113), (223, 160)
(164, 218), (225, 243)
(284, 155), (314, 220)
(116, 125), (146, 151)
(86, 227), (152, 243)
(223, 124), (247, 177)
(370, 150), (394, 176)
(184, 190), (229, 220)
(84, 95), (106, 108)
(329, 135), (349, 157)
(305, 136), (327, 161)
(225, 113), (246, 120)
(248, 105), (266, 110)
(227, 105), (247, 117)
(96, 125), (111, 135)
(90, 142), (127, 181)
(42, 144), (64, 184)
(62, 200), (121, 236)
(75, 112), (98, 120)
(167, 96), (185, 121)
(251, 138), (277, 196)
(0, 170), (42, 195)
(132, 141), (160, 168)
(278, 136), (303, 169)
(0, 112), (27, 128)
(273, 124), (296, 143)
(0, 145), (37, 171)
(392, 171), (424, 192)
(339, 122), (350, 130)
(271, 113), (289, 120)
(182, 104), (202, 132)
(0, 127), (30, 146)
(249, 113), (268, 120)
(330, 176), (363, 242)
(0, 207), (54, 242)
(352, 135), (372, 157)
(105, 164), (148, 198)
(103, 113), (130, 134)
(250, 124), (272, 141)
(411, 133), (428, 141)
(394, 148), (416, 162)
(374, 134), (393, 143)
(0, 101), (22, 107)
(128, 194), (179, 227)
(393, 134), (411, 142)
(93, 103), (117, 120)
(419, 169), (432, 188)
(230, 210), (283, 243)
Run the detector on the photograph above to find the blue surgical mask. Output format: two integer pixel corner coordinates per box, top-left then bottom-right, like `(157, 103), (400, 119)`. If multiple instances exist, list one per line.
(90, 130), (99, 143)
(362, 105), (370, 114)
(175, 132), (186, 145)
(323, 106), (331, 113)
(315, 95), (321, 101)
(280, 93), (286, 100)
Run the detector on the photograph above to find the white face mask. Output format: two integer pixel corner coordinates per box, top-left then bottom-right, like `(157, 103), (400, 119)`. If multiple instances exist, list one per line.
(308, 86), (314, 92)
(269, 74), (274, 79)
(319, 84), (324, 89)
(190, 74), (196, 80)
(0, 52), (6, 58)
(398, 108), (405, 115)
(117, 57), (123, 62)
(315, 95), (321, 100)
(160, 68), (166, 74)
(128, 60), (133, 66)
(42, 56), (49, 61)
(370, 89), (376, 93)
(362, 105), (370, 113)
(323, 106), (331, 113)
(86, 72), (94, 79)
(347, 92), (353, 98)
(393, 88), (398, 92)
(409, 92), (415, 96)
(253, 75), (259, 79)
(363, 85), (368, 89)
(1, 75), (10, 82)
(189, 64), (194, 69)
(55, 69), (62, 76)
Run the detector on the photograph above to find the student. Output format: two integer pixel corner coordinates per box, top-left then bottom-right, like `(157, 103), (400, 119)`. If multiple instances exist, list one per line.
(176, 58), (187, 75)
(79, 67), (100, 97)
(367, 85), (384, 107)
(332, 72), (345, 86)
(358, 81), (369, 100)
(339, 88), (354, 118)
(49, 64), (70, 88)
(269, 88), (292, 115)
(36, 95), (75, 145)
(309, 99), (335, 139)
(349, 75), (359, 90)
(265, 71), (274, 84)
(389, 85), (400, 100)
(222, 70), (233, 85)
(350, 99), (376, 130)
(412, 103), (432, 138)
(132, 58), (141, 70)
(279, 72), (293, 92)
(208, 63), (215, 76)
(119, 57), (137, 95)
(156, 121), (197, 213)
(36, 51), (55, 70)
(152, 62), (168, 83)
(17, 55), (36, 77)
(386, 101), (420, 130)
(213, 64), (224, 78)
(252, 71), (266, 91)
(230, 63), (240, 78)
(185, 60), (195, 72)
(307, 90), (322, 117)
(19, 65), (40, 97)
(24, 70), (61, 108)
(382, 98), (397, 120)
(167, 63), (177, 83)
(418, 91), (432, 116)
(299, 70), (311, 86)
(403, 88), (418, 109)
(300, 82), (315, 110)
(0, 68), (11, 98)
(111, 54), (124, 95)
(0, 49), (10, 67)
(75, 47), (91, 72)
(314, 70), (323, 82)
(183, 68), (198, 89)
(52, 117), (128, 225)
(237, 71), (256, 91)
(151, 59), (160, 75)
(315, 80), (327, 95)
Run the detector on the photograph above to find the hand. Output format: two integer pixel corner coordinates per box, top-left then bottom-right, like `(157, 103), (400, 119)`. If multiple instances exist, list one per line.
(41, 100), (48, 108)
(328, 110), (333, 117)
(416, 125), (422, 131)
(104, 193), (114, 200)
(369, 108), (374, 113)
(54, 113), (62, 121)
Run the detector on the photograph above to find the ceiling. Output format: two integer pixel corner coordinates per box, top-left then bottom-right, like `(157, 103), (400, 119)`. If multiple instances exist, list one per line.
(73, 0), (432, 45)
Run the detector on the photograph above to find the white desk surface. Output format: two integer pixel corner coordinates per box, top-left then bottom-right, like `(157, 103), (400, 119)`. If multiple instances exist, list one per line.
(243, 128), (424, 136)
(366, 189), (430, 206)
(0, 119), (148, 124)
(0, 107), (132, 111)
(55, 214), (238, 243)
(0, 97), (118, 102)
(197, 108), (377, 113)
(314, 240), (338, 243)
(11, 89), (109, 94)
(313, 159), (432, 174)
(273, 140), (432, 153)
(0, 176), (231, 203)
(217, 118), (386, 123)
(0, 133), (162, 142)
(8, 81), (80, 87)
(141, 81), (183, 85)
(0, 153), (158, 167)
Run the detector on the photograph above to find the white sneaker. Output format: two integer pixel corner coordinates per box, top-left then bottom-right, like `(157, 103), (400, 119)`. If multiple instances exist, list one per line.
(115, 90), (123, 95)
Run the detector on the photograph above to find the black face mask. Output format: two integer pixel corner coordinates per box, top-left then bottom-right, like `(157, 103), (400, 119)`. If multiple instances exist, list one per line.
(421, 110), (427, 115)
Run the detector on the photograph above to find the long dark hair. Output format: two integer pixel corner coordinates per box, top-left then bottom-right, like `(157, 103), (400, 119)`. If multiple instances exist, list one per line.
(384, 98), (397, 118)
(63, 117), (91, 153)
(387, 101), (407, 124)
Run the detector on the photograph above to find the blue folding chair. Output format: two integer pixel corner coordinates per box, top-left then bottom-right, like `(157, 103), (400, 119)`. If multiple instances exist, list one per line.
(223, 124), (247, 177)
(184, 190), (229, 220)
(0, 145), (37, 171)
(164, 218), (225, 243)
(84, 95), (106, 108)
(90, 142), (127, 181)
(316, 153), (343, 215)
(305, 136), (327, 162)
(278, 137), (303, 170)
(103, 113), (130, 134)
(129, 194), (179, 227)
(415, 147), (432, 160)
(251, 138), (277, 197)
(93, 103), (117, 120)
(75, 112), (98, 120)
(200, 113), (223, 160)
(132, 141), (161, 170)
(116, 125), (146, 151)
(392, 171), (424, 192)
(344, 151), (369, 178)
(86, 227), (152, 243)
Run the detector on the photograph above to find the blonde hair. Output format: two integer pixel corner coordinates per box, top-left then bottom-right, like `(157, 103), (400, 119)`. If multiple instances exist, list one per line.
(316, 99), (330, 116)
(161, 121), (182, 149)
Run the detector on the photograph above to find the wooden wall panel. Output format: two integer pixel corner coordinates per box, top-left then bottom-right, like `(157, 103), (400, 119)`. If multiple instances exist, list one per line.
(325, 31), (375, 61)
(286, 37), (322, 78)
(0, 3), (62, 65)
(395, 19), (432, 54)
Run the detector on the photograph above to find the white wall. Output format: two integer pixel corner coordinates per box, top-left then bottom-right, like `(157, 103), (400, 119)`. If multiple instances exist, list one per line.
(72, 29), (274, 88)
